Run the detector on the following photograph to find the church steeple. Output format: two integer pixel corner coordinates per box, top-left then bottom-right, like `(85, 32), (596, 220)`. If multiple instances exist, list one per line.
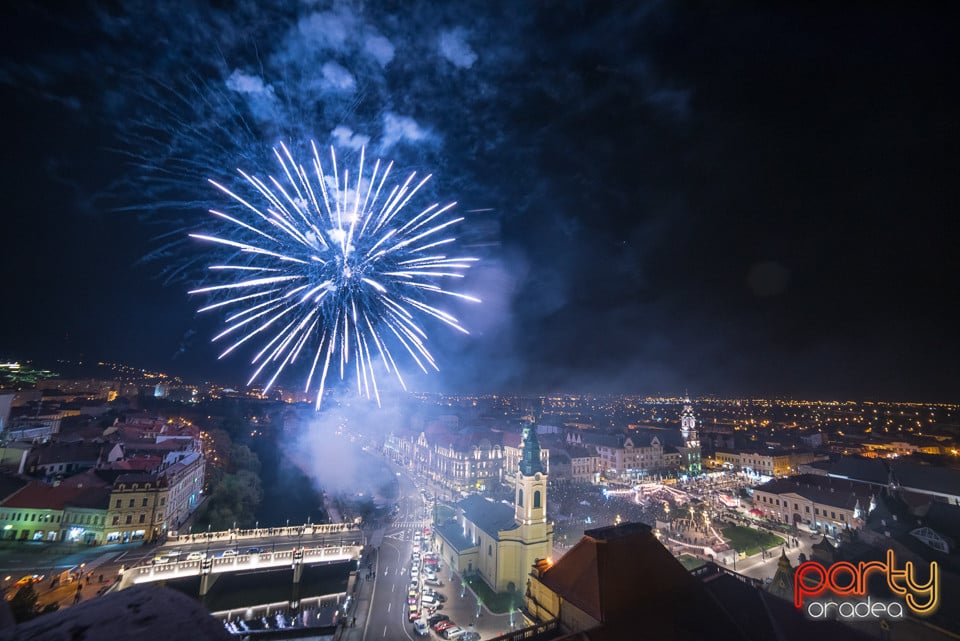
(519, 424), (544, 477)
(515, 424), (547, 525)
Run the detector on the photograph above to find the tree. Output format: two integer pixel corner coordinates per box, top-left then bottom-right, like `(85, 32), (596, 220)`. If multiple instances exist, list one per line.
(230, 444), (261, 475)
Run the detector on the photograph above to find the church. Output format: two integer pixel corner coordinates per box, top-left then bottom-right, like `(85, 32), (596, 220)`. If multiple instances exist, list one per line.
(434, 425), (553, 594)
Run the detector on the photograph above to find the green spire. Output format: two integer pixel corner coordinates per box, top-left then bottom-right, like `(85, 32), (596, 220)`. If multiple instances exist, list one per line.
(519, 424), (544, 476)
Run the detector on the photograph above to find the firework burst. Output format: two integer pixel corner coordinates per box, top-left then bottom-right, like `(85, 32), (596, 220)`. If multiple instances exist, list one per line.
(190, 142), (479, 407)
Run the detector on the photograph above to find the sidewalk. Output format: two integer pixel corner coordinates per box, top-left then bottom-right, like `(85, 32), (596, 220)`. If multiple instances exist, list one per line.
(336, 540), (377, 641)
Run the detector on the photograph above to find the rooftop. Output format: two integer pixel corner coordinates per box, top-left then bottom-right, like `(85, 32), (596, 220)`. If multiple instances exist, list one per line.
(457, 494), (518, 538)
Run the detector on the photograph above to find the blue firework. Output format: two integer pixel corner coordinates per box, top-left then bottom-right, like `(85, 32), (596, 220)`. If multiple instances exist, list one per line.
(189, 142), (479, 407)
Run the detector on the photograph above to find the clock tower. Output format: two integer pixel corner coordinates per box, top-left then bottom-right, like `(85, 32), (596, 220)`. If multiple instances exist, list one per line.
(680, 395), (701, 475)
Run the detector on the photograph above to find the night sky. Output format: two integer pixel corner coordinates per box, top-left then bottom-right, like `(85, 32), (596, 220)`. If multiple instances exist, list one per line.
(0, 2), (957, 401)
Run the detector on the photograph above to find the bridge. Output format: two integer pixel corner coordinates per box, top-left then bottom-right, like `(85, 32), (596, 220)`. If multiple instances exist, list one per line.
(118, 544), (363, 595)
(116, 523), (366, 597)
(166, 521), (363, 546)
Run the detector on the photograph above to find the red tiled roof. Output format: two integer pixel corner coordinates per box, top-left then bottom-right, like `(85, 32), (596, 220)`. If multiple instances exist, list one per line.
(2, 482), (85, 510)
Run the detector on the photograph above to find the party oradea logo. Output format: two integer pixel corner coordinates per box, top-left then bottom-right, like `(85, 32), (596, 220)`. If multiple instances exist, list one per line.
(794, 550), (939, 620)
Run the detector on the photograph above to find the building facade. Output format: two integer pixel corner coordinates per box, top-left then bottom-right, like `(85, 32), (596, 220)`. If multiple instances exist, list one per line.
(434, 426), (554, 594)
(752, 474), (875, 535)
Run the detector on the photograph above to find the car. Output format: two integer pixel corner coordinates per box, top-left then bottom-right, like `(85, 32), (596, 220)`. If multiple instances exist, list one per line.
(442, 625), (464, 639)
(434, 593), (447, 603)
(427, 614), (450, 626)
(460, 632), (481, 641)
(13, 575), (43, 589)
(424, 572), (437, 582)
(410, 578), (419, 589)
(410, 567), (419, 578)
(408, 594), (419, 605)
(186, 552), (206, 561)
(413, 618), (430, 636)
(245, 547), (264, 555)
(408, 605), (420, 621)
(433, 621), (454, 632)
(219, 549), (237, 557)
(421, 594), (437, 606)
(424, 578), (443, 587)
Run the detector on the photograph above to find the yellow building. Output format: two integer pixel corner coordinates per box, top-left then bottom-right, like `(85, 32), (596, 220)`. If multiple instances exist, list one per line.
(106, 473), (169, 544)
(435, 426), (553, 594)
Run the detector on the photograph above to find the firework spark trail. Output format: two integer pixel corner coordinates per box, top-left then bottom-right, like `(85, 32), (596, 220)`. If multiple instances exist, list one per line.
(190, 143), (480, 407)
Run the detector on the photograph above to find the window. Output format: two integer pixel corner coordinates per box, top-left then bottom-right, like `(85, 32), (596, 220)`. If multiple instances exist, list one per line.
(805, 506), (810, 513)
(840, 513), (845, 521)
(815, 508), (820, 515)
(159, 498), (165, 506)
(488, 545), (492, 556)
(831, 511), (836, 519)
(125, 515), (132, 525)
(115, 500), (121, 509)
(518, 489), (523, 507)
(113, 516), (120, 525)
(534, 491), (541, 509)
(139, 514), (146, 524)
(794, 503), (799, 510)
(142, 498), (149, 507)
(128, 499), (135, 508)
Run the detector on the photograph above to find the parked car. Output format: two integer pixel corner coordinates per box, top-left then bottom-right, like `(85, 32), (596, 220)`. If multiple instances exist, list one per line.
(424, 578), (443, 587)
(413, 618), (430, 636)
(433, 621), (454, 633)
(219, 549), (237, 558)
(186, 552), (206, 561)
(442, 626), (464, 639)
(408, 605), (420, 621)
(427, 614), (450, 626)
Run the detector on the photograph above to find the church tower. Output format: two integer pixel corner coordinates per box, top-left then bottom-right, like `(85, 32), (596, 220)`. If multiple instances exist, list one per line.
(679, 394), (702, 476)
(515, 424), (547, 526)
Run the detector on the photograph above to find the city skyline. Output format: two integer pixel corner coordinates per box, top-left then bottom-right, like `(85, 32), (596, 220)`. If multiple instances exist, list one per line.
(1, 3), (958, 402)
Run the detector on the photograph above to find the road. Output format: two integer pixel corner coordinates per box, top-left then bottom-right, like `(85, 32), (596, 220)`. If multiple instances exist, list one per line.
(363, 463), (426, 641)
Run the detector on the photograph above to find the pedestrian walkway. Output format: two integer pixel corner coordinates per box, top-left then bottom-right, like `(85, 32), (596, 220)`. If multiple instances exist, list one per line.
(390, 520), (429, 529)
(336, 546), (375, 641)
